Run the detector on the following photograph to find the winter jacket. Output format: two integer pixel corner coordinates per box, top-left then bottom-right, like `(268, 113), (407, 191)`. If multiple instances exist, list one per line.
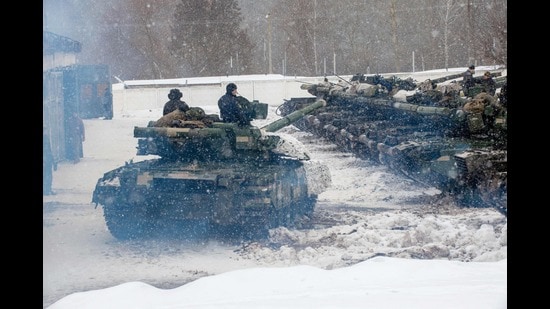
(163, 99), (189, 116)
(218, 92), (250, 125)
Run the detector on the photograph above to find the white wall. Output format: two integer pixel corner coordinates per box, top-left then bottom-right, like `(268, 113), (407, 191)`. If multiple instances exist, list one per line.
(112, 77), (333, 117)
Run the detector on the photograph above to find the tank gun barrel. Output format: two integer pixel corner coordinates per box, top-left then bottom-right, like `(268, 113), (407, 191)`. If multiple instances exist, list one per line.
(134, 126), (226, 138)
(428, 72), (465, 84)
(261, 99), (326, 132)
(391, 102), (452, 116)
(422, 70), (502, 85)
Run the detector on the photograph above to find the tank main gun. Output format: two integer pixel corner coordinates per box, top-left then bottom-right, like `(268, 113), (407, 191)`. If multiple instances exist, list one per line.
(262, 99), (326, 132)
(421, 70), (502, 85)
(427, 72), (464, 84)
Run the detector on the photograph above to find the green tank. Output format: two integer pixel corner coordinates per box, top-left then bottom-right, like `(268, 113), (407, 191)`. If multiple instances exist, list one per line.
(92, 98), (330, 240)
(279, 73), (507, 214)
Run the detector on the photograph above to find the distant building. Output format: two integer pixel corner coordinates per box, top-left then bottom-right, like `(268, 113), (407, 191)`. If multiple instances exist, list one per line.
(43, 31), (81, 71)
(43, 31), (112, 162)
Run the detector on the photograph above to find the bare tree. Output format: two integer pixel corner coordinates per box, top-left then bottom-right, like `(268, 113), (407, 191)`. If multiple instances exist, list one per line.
(170, 0), (255, 77)
(314, 0), (377, 75)
(270, 0), (319, 76)
(388, 0), (403, 72)
(470, 0), (507, 65)
(46, 0), (506, 80)
(95, 0), (178, 80)
(440, 0), (462, 70)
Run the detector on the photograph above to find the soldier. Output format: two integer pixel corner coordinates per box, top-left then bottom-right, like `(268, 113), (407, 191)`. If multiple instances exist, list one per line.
(163, 89), (190, 116)
(66, 112), (85, 163)
(218, 83), (252, 125)
(102, 89), (113, 119)
(462, 65), (477, 97)
(480, 71), (496, 96)
(43, 126), (57, 195)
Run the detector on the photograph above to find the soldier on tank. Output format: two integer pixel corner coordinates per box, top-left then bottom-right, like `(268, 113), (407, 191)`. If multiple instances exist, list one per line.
(218, 83), (253, 126)
(163, 89), (190, 116)
(480, 71), (496, 96)
(462, 65), (478, 97)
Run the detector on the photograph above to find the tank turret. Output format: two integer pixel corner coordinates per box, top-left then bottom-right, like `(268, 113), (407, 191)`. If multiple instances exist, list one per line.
(92, 98), (331, 240)
(134, 98), (326, 160)
(279, 73), (507, 214)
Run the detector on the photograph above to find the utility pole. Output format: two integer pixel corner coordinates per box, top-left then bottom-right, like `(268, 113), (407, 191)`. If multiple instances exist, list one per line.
(266, 13), (273, 74)
(312, 0), (318, 75)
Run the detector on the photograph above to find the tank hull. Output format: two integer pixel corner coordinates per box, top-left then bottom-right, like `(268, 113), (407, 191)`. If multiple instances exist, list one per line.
(93, 157), (319, 239)
(92, 98), (330, 239)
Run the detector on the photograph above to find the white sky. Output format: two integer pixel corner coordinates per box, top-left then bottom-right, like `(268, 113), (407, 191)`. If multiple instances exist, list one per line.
(45, 67), (507, 309)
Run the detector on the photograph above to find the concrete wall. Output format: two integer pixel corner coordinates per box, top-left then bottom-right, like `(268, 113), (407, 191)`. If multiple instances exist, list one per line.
(112, 77), (335, 117)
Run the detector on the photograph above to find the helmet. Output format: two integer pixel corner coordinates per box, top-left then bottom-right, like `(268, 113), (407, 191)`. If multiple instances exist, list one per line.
(168, 89), (182, 100)
(226, 83), (237, 93)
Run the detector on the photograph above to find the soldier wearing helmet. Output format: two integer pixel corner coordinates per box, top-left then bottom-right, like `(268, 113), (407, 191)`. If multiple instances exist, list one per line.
(163, 88), (190, 116)
(218, 83), (252, 125)
(480, 71), (496, 96)
(462, 65), (477, 97)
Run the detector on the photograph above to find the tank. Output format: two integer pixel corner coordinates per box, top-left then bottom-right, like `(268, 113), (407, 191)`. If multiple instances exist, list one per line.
(92, 98), (331, 240)
(278, 72), (507, 214)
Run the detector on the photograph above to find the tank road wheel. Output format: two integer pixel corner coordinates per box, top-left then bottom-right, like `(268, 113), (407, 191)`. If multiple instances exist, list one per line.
(102, 202), (152, 240)
(274, 206), (294, 228)
(240, 211), (271, 240)
(211, 218), (269, 241)
(296, 196), (316, 217)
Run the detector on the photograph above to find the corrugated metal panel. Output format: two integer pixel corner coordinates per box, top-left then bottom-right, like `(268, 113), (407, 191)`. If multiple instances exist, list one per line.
(43, 71), (66, 162)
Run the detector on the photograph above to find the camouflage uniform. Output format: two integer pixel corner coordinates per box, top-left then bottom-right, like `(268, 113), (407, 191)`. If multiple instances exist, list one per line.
(462, 66), (477, 96)
(480, 72), (496, 96)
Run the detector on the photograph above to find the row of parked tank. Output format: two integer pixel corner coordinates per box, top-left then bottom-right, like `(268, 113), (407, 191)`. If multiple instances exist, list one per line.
(278, 71), (507, 215)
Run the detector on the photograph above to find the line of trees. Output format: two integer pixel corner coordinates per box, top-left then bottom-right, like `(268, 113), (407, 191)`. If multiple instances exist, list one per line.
(44, 0), (506, 81)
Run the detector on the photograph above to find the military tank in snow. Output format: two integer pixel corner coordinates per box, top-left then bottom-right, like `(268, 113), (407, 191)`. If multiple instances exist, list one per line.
(278, 72), (507, 214)
(92, 97), (331, 240)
